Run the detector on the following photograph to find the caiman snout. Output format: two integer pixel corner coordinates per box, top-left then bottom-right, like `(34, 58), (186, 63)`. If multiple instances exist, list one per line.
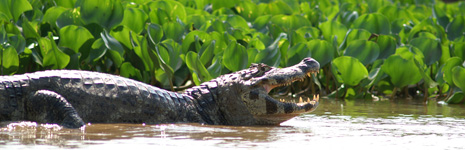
(253, 57), (320, 92)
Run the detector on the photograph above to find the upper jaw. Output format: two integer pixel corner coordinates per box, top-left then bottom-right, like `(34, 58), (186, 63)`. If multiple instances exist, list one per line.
(253, 59), (320, 93)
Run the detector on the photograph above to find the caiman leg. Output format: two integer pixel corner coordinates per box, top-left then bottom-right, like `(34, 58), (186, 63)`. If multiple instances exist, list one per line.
(24, 90), (85, 128)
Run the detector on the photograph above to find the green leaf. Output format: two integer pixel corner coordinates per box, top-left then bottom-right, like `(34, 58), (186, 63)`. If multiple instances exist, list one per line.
(433, 4), (450, 29)
(226, 15), (249, 30)
(453, 42), (465, 60)
(7, 34), (26, 54)
(88, 38), (107, 63)
(156, 44), (175, 89)
(147, 23), (163, 44)
(42, 6), (68, 29)
(331, 56), (368, 86)
(446, 91), (464, 104)
(147, 0), (186, 23)
(287, 42), (310, 66)
(351, 13), (391, 35)
(21, 17), (40, 39)
(0, 0), (32, 22)
(258, 1), (293, 15)
(307, 39), (335, 67)
(101, 30), (124, 56)
(235, 0), (258, 21)
(295, 26), (320, 40)
(409, 37), (441, 66)
(344, 40), (380, 65)
(382, 55), (422, 88)
(452, 66), (465, 93)
(252, 15), (272, 32)
(199, 40), (215, 65)
(59, 25), (94, 53)
(223, 41), (248, 72)
(446, 15), (465, 42)
(185, 51), (211, 85)
(340, 29), (372, 49)
(377, 35), (396, 59)
(270, 15), (311, 31)
(181, 30), (211, 53)
(56, 8), (84, 29)
(121, 8), (148, 33)
(79, 0), (124, 29)
(443, 57), (465, 86)
(162, 21), (185, 43)
(0, 23), (5, 45)
(0, 46), (19, 75)
(42, 33), (70, 69)
(255, 33), (286, 67)
(319, 20), (348, 45)
(120, 62), (142, 81)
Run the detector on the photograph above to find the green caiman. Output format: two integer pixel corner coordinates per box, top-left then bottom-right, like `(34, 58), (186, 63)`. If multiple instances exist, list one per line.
(0, 57), (320, 128)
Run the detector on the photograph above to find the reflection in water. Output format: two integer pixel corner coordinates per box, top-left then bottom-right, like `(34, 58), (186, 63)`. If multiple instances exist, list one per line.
(1, 98), (465, 149)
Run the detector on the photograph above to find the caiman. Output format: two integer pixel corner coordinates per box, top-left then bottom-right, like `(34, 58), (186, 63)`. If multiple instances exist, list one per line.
(0, 57), (320, 128)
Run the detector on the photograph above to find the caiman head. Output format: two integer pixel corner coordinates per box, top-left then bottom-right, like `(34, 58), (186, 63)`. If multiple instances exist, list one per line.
(209, 57), (320, 125)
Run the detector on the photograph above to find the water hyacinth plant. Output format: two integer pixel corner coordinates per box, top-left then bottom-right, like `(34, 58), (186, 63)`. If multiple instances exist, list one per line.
(0, 0), (465, 102)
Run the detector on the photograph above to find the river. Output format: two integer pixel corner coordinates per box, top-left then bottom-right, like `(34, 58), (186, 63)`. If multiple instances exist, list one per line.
(1, 98), (465, 149)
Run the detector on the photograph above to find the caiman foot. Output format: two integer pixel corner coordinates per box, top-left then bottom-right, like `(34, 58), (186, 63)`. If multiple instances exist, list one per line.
(25, 90), (85, 128)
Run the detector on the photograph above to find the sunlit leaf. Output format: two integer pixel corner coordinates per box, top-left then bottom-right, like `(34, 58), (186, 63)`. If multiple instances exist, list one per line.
(253, 15), (271, 32)
(120, 62), (142, 81)
(319, 20), (348, 45)
(235, 0), (258, 21)
(258, 1), (293, 15)
(331, 56), (368, 86)
(43, 6), (68, 29)
(227, 15), (249, 30)
(270, 15), (311, 31)
(443, 57), (463, 86)
(0, 46), (19, 75)
(307, 39), (335, 66)
(295, 26), (320, 40)
(377, 35), (396, 59)
(41, 33), (70, 69)
(21, 17), (40, 39)
(101, 30), (124, 57)
(147, 23), (163, 44)
(0, 0), (32, 22)
(255, 33), (286, 67)
(121, 8), (148, 33)
(78, 0), (124, 29)
(409, 37), (441, 65)
(56, 8), (83, 29)
(182, 30), (211, 53)
(223, 41), (248, 71)
(452, 66), (465, 93)
(344, 40), (380, 65)
(352, 13), (391, 35)
(162, 21), (185, 43)
(382, 54), (422, 88)
(59, 25), (94, 53)
(286, 42), (309, 66)
(147, 0), (186, 23)
(185, 51), (212, 85)
(453, 42), (465, 60)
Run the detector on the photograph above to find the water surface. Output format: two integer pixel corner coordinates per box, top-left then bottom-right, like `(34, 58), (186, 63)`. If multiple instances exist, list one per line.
(2, 98), (465, 149)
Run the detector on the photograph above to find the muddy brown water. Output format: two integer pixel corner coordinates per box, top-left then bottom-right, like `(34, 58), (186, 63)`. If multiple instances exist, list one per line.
(1, 98), (465, 149)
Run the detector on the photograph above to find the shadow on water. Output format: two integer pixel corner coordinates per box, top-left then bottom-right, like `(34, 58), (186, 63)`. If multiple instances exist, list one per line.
(2, 98), (465, 149)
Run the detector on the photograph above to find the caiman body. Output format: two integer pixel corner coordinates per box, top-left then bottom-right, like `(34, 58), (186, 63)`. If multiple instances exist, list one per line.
(0, 58), (320, 128)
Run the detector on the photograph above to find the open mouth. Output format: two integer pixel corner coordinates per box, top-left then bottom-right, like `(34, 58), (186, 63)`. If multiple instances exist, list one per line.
(260, 69), (320, 114)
